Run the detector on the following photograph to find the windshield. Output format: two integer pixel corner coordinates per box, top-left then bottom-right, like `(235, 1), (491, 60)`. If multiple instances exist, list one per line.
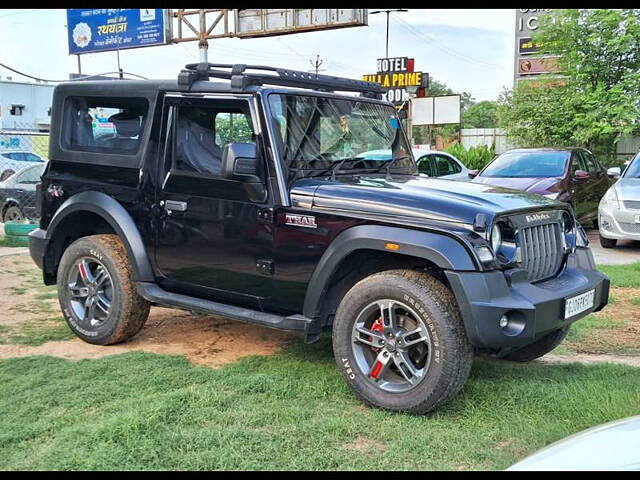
(623, 153), (640, 178)
(481, 151), (569, 178)
(267, 93), (417, 180)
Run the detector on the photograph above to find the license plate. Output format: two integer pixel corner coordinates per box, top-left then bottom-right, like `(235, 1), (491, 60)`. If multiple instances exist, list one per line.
(635, 215), (640, 224)
(565, 289), (595, 319)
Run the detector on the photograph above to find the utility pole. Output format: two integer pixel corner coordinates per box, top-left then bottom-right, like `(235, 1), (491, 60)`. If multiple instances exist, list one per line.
(370, 9), (408, 58)
(308, 55), (325, 78)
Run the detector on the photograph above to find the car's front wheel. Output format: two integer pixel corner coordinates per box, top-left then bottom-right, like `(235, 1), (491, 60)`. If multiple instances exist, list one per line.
(57, 234), (150, 345)
(332, 270), (473, 414)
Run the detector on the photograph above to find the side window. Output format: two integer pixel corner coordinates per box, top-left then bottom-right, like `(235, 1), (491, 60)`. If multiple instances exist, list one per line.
(583, 151), (599, 173)
(25, 153), (42, 162)
(571, 152), (587, 176)
(62, 96), (148, 155)
(417, 155), (432, 175)
(173, 105), (254, 177)
(16, 166), (44, 184)
(433, 154), (461, 176)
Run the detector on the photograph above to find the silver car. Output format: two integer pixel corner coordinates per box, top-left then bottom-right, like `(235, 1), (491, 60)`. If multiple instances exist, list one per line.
(598, 153), (640, 248)
(508, 415), (640, 470)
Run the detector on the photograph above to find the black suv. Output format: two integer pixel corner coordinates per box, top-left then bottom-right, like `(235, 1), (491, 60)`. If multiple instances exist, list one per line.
(29, 64), (609, 414)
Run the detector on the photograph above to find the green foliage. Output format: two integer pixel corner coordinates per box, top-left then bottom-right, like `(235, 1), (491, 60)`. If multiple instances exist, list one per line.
(445, 143), (496, 170)
(1, 349), (640, 470)
(498, 9), (640, 155)
(462, 101), (498, 128)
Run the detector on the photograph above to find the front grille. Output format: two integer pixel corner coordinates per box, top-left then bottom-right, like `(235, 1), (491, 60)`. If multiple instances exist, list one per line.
(619, 222), (640, 234)
(623, 200), (640, 210)
(518, 222), (563, 282)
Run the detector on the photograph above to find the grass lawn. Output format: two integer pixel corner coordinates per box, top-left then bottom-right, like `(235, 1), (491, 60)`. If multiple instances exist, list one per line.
(1, 342), (640, 471)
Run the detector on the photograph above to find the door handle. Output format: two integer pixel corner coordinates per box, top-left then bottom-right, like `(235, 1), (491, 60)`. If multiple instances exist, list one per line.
(165, 200), (187, 212)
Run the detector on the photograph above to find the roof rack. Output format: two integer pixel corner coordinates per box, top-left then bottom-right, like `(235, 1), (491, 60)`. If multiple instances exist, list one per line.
(177, 63), (385, 99)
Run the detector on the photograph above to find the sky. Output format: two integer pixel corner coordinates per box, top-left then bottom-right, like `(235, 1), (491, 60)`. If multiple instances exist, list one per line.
(0, 9), (516, 102)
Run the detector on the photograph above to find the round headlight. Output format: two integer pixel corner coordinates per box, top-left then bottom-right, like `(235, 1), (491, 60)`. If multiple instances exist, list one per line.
(491, 224), (502, 253)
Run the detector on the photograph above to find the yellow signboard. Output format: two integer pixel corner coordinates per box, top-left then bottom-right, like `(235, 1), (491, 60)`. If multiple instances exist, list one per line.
(361, 72), (423, 88)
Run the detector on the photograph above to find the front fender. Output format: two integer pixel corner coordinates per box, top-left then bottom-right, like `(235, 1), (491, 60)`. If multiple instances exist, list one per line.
(45, 191), (154, 281)
(302, 224), (478, 320)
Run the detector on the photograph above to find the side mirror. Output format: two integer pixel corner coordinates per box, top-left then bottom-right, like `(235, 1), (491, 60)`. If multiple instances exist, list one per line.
(574, 169), (590, 179)
(221, 143), (260, 182)
(468, 169), (479, 179)
(607, 167), (621, 179)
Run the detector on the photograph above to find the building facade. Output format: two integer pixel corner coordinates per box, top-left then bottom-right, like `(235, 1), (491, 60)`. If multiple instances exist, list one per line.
(0, 79), (55, 131)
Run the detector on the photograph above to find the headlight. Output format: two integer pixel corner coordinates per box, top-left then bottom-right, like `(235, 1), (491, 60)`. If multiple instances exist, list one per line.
(543, 192), (560, 200)
(491, 223), (502, 253)
(602, 187), (620, 209)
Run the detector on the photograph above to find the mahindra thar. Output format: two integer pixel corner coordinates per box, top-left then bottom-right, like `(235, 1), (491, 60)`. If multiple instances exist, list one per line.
(29, 64), (609, 413)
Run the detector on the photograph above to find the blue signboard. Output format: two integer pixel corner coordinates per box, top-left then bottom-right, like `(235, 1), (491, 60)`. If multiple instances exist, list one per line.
(66, 9), (168, 55)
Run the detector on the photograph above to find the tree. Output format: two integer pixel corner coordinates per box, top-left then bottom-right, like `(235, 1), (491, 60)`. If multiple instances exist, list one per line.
(461, 101), (498, 128)
(498, 9), (640, 160)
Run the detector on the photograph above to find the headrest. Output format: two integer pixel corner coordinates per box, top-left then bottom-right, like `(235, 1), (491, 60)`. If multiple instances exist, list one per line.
(109, 111), (142, 138)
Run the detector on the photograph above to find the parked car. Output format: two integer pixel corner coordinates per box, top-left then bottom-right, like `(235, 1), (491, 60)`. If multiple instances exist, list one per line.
(28, 64), (608, 414)
(0, 150), (47, 182)
(470, 148), (613, 227)
(0, 163), (46, 222)
(598, 152), (640, 248)
(359, 148), (469, 180)
(508, 415), (640, 470)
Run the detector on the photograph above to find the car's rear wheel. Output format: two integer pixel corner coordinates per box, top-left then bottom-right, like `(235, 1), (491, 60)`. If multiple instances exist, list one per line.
(599, 235), (617, 248)
(332, 269), (473, 414)
(3, 205), (24, 223)
(57, 234), (150, 345)
(0, 169), (15, 182)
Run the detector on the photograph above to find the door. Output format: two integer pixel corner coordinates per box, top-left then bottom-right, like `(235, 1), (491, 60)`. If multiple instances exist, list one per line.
(154, 95), (273, 308)
(569, 150), (591, 222)
(583, 151), (611, 220)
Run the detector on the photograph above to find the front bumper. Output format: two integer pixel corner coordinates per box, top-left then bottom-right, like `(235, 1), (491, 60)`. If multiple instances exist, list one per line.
(445, 247), (609, 353)
(599, 205), (640, 241)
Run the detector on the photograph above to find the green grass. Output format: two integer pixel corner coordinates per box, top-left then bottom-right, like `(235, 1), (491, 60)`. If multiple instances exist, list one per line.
(566, 314), (621, 344)
(4, 317), (74, 346)
(1, 341), (639, 471)
(598, 262), (640, 288)
(9, 287), (27, 295)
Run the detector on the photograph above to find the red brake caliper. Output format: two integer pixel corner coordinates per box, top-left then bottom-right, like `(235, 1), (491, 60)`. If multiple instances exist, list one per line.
(369, 318), (385, 379)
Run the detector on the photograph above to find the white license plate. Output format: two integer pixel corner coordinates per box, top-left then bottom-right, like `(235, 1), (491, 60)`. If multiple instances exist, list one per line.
(635, 214), (640, 224)
(565, 289), (595, 319)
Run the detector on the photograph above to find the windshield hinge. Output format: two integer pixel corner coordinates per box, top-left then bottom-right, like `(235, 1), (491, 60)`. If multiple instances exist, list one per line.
(257, 207), (275, 222)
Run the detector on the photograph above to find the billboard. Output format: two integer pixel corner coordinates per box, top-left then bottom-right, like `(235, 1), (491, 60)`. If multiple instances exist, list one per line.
(411, 95), (461, 126)
(362, 57), (428, 105)
(517, 56), (559, 75)
(514, 9), (555, 84)
(235, 9), (367, 38)
(67, 9), (169, 55)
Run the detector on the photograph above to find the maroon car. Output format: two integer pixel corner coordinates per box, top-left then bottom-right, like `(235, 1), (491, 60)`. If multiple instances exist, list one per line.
(470, 148), (613, 227)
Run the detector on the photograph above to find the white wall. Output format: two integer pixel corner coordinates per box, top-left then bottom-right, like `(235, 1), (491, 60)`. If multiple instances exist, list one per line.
(0, 81), (55, 131)
(460, 128), (513, 154)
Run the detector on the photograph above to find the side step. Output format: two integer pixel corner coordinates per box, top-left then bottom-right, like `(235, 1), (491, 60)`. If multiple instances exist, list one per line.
(136, 282), (312, 333)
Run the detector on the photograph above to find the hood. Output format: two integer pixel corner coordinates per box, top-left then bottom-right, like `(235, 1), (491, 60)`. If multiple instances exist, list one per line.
(472, 176), (563, 195)
(614, 178), (640, 200)
(291, 175), (560, 226)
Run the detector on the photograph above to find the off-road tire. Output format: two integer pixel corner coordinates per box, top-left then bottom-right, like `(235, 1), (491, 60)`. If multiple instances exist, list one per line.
(332, 269), (473, 414)
(599, 235), (617, 249)
(57, 234), (150, 345)
(503, 326), (570, 362)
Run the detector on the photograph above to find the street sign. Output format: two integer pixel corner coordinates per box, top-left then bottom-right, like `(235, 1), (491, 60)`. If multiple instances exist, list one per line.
(235, 9), (367, 38)
(411, 95), (461, 126)
(66, 9), (169, 55)
(514, 9), (555, 84)
(362, 57), (428, 105)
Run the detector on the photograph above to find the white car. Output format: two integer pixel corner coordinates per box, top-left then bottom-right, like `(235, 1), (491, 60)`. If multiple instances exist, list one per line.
(0, 150), (47, 182)
(598, 153), (640, 248)
(357, 148), (470, 181)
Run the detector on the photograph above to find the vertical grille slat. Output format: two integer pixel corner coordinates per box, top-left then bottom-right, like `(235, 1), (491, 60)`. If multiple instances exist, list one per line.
(518, 221), (563, 282)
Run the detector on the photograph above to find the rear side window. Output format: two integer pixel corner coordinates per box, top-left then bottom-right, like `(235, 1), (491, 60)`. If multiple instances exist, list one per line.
(62, 96), (149, 155)
(433, 154), (461, 176)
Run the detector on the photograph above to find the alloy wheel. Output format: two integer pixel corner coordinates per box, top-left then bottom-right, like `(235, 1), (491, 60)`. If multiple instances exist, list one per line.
(67, 257), (113, 328)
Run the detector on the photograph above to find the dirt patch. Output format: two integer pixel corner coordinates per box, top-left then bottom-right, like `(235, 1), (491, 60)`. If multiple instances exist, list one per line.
(564, 287), (640, 355)
(344, 436), (387, 455)
(538, 352), (640, 368)
(0, 253), (295, 368)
